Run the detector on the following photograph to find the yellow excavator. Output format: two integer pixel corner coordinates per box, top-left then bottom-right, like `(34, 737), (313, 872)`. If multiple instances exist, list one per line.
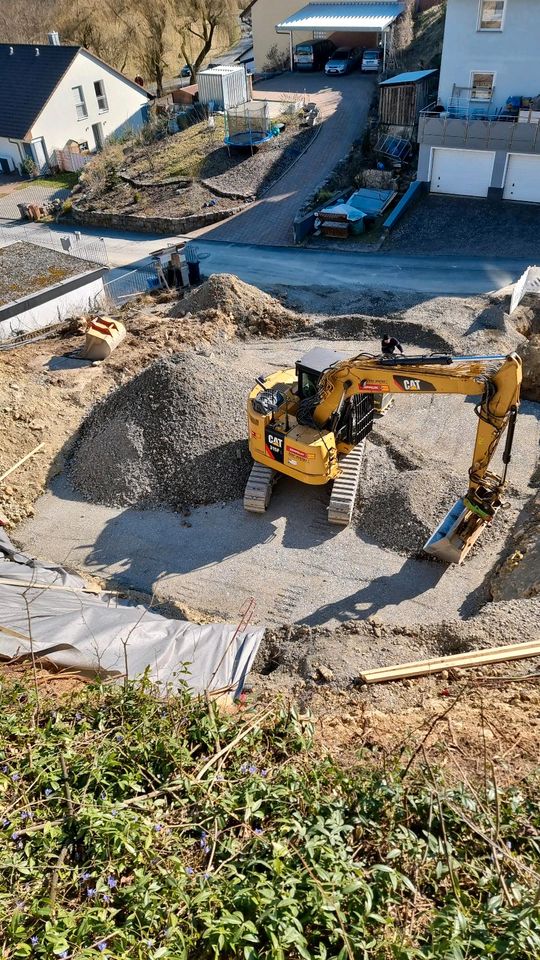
(244, 347), (522, 564)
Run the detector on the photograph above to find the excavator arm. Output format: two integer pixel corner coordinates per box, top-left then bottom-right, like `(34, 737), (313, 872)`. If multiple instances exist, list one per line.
(310, 352), (522, 562)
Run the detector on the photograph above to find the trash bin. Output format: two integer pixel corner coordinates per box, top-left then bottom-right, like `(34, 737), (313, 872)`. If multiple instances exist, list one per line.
(187, 260), (201, 284)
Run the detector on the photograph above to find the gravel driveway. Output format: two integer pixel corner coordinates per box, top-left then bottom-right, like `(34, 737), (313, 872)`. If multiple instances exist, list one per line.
(195, 71), (375, 245)
(384, 195), (540, 259)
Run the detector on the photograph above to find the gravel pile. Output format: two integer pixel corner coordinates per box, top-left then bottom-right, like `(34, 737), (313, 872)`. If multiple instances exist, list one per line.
(356, 447), (464, 554)
(68, 351), (253, 509)
(517, 334), (540, 401)
(171, 274), (305, 337)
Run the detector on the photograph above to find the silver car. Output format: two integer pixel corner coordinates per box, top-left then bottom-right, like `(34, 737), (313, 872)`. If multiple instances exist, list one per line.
(325, 47), (362, 76)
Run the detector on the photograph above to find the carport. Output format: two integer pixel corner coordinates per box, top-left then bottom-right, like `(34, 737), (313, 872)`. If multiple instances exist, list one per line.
(275, 2), (404, 73)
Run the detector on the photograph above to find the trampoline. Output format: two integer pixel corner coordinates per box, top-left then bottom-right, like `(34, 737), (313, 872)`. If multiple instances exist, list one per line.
(224, 101), (275, 152)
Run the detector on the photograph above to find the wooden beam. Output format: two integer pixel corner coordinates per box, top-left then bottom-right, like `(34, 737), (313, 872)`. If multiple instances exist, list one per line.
(359, 639), (540, 684)
(0, 443), (44, 483)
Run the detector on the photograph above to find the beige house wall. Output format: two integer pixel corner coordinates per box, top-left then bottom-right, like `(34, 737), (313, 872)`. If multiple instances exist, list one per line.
(252, 0), (307, 71)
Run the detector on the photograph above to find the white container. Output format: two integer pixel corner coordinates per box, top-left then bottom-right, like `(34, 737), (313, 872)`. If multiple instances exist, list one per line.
(197, 66), (248, 110)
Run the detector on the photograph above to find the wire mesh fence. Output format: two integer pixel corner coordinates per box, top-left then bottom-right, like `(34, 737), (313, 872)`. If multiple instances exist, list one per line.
(0, 221), (109, 266)
(103, 266), (160, 305)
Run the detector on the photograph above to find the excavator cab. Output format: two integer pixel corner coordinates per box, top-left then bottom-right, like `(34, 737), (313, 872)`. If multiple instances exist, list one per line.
(296, 348), (374, 446)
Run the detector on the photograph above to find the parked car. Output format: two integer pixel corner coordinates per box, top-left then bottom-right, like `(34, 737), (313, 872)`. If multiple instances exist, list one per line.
(325, 47), (363, 76)
(361, 48), (382, 72)
(293, 38), (335, 71)
(179, 64), (191, 77)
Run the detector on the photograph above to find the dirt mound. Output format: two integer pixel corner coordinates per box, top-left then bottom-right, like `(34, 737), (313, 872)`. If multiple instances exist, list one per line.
(355, 452), (464, 555)
(68, 350), (253, 509)
(171, 274), (305, 337)
(517, 334), (540, 401)
(491, 490), (540, 601)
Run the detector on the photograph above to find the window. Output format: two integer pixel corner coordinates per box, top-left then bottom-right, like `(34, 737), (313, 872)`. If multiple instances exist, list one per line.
(470, 71), (495, 101)
(478, 0), (505, 30)
(72, 85), (88, 120)
(94, 79), (109, 112)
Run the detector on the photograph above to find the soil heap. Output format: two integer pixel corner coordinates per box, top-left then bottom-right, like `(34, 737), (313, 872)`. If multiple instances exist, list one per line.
(517, 335), (540, 402)
(68, 351), (253, 509)
(171, 274), (304, 337)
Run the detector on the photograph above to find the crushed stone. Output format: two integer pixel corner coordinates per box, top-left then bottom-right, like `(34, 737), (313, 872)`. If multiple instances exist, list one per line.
(170, 273), (306, 337)
(68, 350), (253, 509)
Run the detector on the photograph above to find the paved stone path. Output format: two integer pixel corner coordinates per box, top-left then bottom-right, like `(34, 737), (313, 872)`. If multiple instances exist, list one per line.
(0, 181), (70, 220)
(195, 71), (374, 246)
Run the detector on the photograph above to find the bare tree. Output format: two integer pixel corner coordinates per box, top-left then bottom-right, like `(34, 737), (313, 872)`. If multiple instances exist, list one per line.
(59, 0), (134, 72)
(173, 0), (238, 83)
(134, 0), (170, 96)
(394, 0), (415, 53)
(0, 0), (60, 42)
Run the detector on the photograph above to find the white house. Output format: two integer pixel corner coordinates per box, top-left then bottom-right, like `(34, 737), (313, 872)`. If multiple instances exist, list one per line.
(416, 0), (540, 202)
(0, 41), (150, 175)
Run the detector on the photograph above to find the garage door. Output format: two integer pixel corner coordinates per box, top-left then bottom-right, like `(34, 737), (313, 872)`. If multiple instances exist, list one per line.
(503, 153), (540, 203)
(430, 148), (495, 198)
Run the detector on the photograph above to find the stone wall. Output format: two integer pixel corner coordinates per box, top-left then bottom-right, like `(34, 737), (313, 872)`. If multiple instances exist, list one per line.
(72, 203), (244, 234)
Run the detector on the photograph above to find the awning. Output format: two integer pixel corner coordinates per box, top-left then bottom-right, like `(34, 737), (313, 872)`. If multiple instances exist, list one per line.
(379, 69), (437, 86)
(276, 2), (404, 33)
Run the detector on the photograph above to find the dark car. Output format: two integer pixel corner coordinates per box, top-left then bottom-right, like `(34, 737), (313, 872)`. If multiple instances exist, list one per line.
(293, 38), (335, 71)
(179, 64), (191, 78)
(324, 47), (363, 76)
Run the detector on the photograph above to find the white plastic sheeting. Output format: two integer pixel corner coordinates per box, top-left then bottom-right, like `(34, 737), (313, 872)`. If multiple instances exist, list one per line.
(0, 530), (263, 695)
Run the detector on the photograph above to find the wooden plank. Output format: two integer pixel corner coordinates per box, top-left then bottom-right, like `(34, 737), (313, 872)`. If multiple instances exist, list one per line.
(0, 443), (44, 483)
(359, 639), (540, 684)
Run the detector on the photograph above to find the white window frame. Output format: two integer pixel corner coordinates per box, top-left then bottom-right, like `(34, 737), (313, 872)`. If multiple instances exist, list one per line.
(93, 79), (109, 113)
(477, 0), (506, 32)
(470, 70), (496, 101)
(72, 85), (88, 120)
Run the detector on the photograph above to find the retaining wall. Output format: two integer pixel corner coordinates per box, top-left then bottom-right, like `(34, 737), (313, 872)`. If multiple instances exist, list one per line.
(72, 203), (244, 234)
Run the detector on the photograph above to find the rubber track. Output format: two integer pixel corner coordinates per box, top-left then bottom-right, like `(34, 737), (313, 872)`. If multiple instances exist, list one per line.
(243, 463), (276, 513)
(327, 441), (366, 526)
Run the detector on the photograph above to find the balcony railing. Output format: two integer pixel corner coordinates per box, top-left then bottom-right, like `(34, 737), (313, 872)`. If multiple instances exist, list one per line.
(418, 100), (540, 152)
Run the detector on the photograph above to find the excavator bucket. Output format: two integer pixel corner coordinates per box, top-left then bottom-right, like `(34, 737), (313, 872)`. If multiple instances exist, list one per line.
(423, 498), (488, 564)
(81, 317), (126, 361)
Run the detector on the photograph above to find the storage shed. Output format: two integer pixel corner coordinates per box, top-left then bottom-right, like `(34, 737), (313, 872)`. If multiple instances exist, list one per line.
(378, 69), (437, 126)
(197, 66), (248, 111)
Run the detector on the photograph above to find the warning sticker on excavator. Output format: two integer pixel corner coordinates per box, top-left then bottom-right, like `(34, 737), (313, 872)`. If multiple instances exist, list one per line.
(359, 380), (389, 392)
(287, 445), (309, 461)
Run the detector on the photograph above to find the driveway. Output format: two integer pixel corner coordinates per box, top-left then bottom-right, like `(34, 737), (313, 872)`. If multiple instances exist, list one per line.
(384, 194), (540, 259)
(195, 71), (375, 246)
(0, 178), (71, 220)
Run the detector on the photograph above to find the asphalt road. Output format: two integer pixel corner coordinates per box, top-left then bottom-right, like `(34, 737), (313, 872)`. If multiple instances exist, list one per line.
(1, 219), (532, 295)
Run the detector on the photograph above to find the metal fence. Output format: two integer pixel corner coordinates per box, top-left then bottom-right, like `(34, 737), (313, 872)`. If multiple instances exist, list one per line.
(0, 221), (109, 266)
(103, 266), (160, 305)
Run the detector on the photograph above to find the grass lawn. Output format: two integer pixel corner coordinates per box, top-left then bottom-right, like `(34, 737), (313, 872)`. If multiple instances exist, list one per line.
(16, 172), (79, 191)
(129, 116), (227, 181)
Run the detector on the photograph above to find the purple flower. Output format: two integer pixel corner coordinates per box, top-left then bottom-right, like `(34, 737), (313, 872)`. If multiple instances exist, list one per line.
(248, 764), (258, 774)
(31, 936), (38, 946)
(185, 866), (194, 876)
(2, 817), (10, 828)
(12, 831), (20, 840)
(115, 734), (123, 743)
(75, 713), (82, 721)
(80, 871), (91, 882)
(110, 810), (118, 818)
(86, 887), (96, 898)
(107, 875), (117, 889)
(11, 772), (20, 782)
(240, 763), (248, 774)
(16, 900), (25, 910)
(21, 811), (32, 821)
(154, 823), (162, 833)
(261, 769), (269, 777)
(102, 894), (111, 904)
(1, 765), (7, 773)
(44, 788), (53, 797)
(60, 952), (69, 959)
(97, 942), (107, 952)
(254, 828), (263, 835)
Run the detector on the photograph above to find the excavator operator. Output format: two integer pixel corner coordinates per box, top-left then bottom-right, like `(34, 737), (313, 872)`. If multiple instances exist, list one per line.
(381, 333), (403, 356)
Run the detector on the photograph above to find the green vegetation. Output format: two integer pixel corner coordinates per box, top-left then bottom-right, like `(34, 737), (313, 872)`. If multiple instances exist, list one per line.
(1, 677), (539, 959)
(15, 173), (79, 192)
